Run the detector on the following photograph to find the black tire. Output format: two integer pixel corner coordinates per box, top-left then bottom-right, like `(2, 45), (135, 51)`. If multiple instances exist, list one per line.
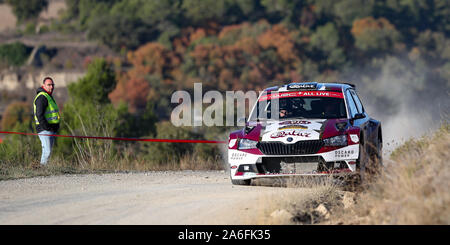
(369, 136), (383, 175)
(357, 140), (370, 185)
(231, 179), (251, 185)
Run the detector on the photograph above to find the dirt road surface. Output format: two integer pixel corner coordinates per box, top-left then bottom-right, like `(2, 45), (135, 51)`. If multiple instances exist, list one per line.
(0, 171), (307, 225)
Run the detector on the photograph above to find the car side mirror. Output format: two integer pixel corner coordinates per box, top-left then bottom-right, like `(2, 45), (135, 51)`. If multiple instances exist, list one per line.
(353, 113), (365, 119)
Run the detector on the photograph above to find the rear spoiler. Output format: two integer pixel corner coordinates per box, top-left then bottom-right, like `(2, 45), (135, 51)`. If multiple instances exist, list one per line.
(342, 82), (356, 88)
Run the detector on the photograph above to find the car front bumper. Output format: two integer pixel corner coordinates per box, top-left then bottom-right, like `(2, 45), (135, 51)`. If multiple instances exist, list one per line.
(228, 144), (359, 180)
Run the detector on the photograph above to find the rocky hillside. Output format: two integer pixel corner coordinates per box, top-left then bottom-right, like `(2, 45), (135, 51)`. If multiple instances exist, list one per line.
(0, 1), (118, 118)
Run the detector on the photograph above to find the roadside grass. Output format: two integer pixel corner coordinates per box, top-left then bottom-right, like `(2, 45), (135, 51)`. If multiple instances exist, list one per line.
(0, 115), (225, 180)
(331, 123), (450, 224)
(248, 123), (449, 225)
(0, 150), (224, 181)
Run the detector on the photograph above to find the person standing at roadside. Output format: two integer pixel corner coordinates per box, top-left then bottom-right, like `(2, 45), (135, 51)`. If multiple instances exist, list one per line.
(33, 77), (60, 166)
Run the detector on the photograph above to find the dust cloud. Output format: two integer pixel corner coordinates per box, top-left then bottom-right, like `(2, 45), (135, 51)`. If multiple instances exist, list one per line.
(352, 57), (449, 157)
(218, 56), (450, 162)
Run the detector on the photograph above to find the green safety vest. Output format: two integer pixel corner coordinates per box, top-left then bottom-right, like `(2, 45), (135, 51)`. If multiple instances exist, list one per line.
(33, 92), (60, 125)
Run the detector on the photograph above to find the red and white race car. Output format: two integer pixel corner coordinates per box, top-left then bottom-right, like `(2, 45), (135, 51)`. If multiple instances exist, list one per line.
(228, 82), (383, 185)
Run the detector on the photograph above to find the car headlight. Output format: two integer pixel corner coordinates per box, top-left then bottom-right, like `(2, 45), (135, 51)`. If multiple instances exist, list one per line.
(323, 135), (347, 146)
(238, 139), (258, 149)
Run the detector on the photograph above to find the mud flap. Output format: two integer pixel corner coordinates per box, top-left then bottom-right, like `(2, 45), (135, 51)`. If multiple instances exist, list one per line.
(345, 160), (357, 172)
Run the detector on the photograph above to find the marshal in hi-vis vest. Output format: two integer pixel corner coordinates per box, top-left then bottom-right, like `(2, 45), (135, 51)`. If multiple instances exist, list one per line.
(33, 92), (60, 125)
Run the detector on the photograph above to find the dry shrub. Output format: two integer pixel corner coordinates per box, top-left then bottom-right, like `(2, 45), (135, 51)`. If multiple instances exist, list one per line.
(1, 101), (31, 130)
(134, 153), (224, 171)
(338, 124), (450, 224)
(249, 176), (344, 225)
(178, 153), (223, 170)
(247, 124), (449, 225)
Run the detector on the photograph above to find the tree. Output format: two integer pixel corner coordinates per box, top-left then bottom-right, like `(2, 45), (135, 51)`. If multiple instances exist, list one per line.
(260, 0), (304, 24)
(113, 101), (157, 138)
(111, 0), (181, 25)
(351, 17), (402, 55)
(140, 121), (198, 164)
(62, 58), (118, 143)
(64, 0), (120, 28)
(58, 58), (157, 164)
(87, 15), (158, 51)
(310, 22), (346, 67)
(109, 42), (176, 115)
(181, 0), (228, 25)
(333, 0), (375, 26)
(0, 101), (31, 131)
(0, 101), (39, 165)
(0, 42), (31, 67)
(67, 58), (116, 105)
(415, 30), (450, 64)
(6, 0), (48, 22)
(382, 0), (450, 35)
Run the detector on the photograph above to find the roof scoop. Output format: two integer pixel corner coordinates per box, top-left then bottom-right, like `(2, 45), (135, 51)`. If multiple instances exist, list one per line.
(287, 82), (317, 90)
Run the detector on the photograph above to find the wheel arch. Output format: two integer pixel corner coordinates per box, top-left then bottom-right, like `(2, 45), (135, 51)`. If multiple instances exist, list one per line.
(378, 125), (383, 144)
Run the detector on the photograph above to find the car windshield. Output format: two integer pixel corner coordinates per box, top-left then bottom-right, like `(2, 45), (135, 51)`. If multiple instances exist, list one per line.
(249, 92), (347, 120)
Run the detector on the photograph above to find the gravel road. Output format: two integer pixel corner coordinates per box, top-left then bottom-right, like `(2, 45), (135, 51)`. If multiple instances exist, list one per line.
(0, 171), (307, 225)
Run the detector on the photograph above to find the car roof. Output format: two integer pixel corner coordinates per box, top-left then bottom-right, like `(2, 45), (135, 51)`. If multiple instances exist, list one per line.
(264, 82), (355, 92)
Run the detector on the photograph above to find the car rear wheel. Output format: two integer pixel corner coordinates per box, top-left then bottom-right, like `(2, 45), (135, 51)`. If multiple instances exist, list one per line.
(369, 137), (383, 175)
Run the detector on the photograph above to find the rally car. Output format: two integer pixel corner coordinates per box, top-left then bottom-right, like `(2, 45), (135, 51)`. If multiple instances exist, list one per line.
(228, 82), (382, 185)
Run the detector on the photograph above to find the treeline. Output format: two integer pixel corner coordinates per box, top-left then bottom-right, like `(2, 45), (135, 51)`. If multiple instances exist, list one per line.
(4, 0), (449, 118)
(56, 0), (449, 119)
(60, 0), (449, 52)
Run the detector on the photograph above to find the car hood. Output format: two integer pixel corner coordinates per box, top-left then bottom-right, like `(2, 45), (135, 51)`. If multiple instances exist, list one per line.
(235, 118), (351, 144)
(259, 119), (326, 143)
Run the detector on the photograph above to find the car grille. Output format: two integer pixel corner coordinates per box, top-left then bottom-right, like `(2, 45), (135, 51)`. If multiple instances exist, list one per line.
(257, 140), (324, 155)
